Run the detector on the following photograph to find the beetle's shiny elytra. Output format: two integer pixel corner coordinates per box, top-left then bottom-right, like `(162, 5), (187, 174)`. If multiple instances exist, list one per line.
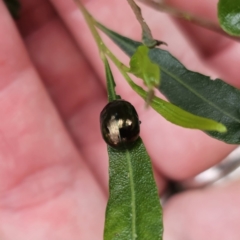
(100, 100), (140, 148)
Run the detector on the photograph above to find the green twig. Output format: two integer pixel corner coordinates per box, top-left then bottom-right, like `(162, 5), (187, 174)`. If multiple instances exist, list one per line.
(74, 0), (106, 55)
(75, 1), (130, 70)
(75, 0), (147, 100)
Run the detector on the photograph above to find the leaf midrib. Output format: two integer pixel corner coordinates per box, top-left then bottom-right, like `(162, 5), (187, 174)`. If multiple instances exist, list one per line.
(126, 149), (137, 240)
(160, 66), (240, 124)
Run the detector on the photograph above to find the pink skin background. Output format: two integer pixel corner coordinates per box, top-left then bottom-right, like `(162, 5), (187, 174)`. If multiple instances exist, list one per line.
(0, 0), (239, 239)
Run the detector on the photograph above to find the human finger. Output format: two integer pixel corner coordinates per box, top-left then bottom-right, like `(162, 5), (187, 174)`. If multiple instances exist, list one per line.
(0, 2), (105, 239)
(164, 181), (240, 240)
(16, 0), (110, 193)
(49, 0), (235, 180)
(166, 0), (240, 88)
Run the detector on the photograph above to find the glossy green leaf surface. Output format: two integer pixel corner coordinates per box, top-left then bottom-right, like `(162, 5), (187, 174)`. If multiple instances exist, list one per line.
(97, 24), (240, 144)
(129, 45), (160, 89)
(218, 0), (240, 36)
(104, 138), (163, 240)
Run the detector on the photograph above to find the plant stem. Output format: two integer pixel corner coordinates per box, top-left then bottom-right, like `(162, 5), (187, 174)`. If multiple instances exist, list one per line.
(126, 0), (157, 47)
(76, 0), (161, 108)
(137, 0), (240, 42)
(75, 1), (131, 75)
(74, 0), (106, 54)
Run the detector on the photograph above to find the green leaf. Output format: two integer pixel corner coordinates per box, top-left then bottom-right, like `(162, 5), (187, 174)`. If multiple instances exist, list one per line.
(129, 45), (160, 89)
(104, 57), (119, 102)
(103, 56), (163, 239)
(218, 0), (240, 36)
(96, 24), (240, 144)
(128, 80), (226, 132)
(104, 138), (163, 240)
(95, 22), (141, 55)
(3, 0), (21, 19)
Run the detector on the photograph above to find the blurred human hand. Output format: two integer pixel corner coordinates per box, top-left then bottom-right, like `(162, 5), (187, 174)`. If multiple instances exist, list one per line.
(0, 0), (239, 239)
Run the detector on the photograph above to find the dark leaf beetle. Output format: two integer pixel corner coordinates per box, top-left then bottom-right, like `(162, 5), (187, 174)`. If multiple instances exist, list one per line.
(100, 100), (140, 148)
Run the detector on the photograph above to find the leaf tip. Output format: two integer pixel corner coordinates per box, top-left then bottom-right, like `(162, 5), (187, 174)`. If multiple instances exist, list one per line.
(216, 123), (227, 133)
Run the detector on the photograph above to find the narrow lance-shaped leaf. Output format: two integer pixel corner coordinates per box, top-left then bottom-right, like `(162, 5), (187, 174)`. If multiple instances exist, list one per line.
(104, 57), (119, 101)
(95, 22), (141, 55)
(127, 77), (226, 132)
(104, 139), (163, 240)
(218, 0), (240, 36)
(103, 58), (163, 240)
(96, 23), (240, 144)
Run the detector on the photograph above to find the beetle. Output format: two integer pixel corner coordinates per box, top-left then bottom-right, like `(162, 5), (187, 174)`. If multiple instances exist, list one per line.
(100, 100), (140, 149)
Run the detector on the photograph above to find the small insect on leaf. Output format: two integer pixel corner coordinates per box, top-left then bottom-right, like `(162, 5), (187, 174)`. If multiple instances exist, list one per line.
(100, 100), (140, 149)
